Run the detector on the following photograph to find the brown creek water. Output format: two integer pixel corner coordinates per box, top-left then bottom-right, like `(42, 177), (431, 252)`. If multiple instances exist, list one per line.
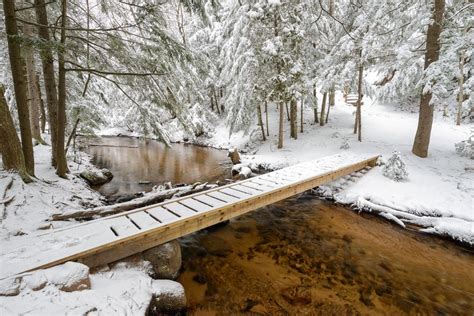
(179, 196), (474, 315)
(85, 137), (474, 315)
(82, 136), (230, 198)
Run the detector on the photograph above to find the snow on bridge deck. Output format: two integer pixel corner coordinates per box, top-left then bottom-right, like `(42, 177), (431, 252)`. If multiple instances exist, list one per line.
(0, 153), (378, 279)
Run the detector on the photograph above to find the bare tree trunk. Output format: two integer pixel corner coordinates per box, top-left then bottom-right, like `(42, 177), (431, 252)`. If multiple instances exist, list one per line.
(456, 51), (464, 126)
(290, 98), (297, 139)
(213, 86), (220, 115)
(300, 98), (304, 133)
(412, 0), (445, 158)
(329, 86), (335, 107)
(320, 92), (327, 126)
(285, 101), (290, 121)
(257, 102), (266, 141)
(36, 73), (46, 133)
(23, 24), (45, 144)
(35, 0), (59, 166)
(65, 118), (79, 154)
(356, 58), (363, 141)
(265, 100), (269, 136)
(326, 97), (331, 124)
(3, 0), (35, 176)
(278, 101), (284, 148)
(0, 85), (32, 183)
(56, 0), (69, 177)
(313, 85), (319, 124)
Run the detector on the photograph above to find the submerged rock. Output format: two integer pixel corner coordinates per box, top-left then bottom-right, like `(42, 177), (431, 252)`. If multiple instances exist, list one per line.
(147, 280), (186, 314)
(143, 241), (182, 280)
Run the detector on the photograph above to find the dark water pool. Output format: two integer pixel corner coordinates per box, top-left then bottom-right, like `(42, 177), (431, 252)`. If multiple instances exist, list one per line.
(82, 136), (230, 198)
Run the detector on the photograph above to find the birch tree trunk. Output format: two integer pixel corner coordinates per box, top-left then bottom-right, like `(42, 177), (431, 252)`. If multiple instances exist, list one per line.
(0, 85), (32, 183)
(3, 0), (35, 176)
(56, 0), (69, 177)
(412, 0), (445, 157)
(23, 24), (45, 144)
(35, 0), (59, 166)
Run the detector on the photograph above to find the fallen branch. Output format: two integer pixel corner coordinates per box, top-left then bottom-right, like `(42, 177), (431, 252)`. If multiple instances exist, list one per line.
(49, 182), (215, 221)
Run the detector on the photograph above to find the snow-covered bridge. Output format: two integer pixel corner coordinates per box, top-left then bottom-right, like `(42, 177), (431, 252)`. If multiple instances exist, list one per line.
(1, 153), (379, 279)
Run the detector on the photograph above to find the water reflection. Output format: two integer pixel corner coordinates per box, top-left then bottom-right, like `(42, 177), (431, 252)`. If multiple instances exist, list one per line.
(82, 137), (229, 198)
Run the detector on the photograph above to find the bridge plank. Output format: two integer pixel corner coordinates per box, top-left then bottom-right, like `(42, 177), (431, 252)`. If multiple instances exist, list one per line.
(231, 184), (263, 195)
(207, 191), (240, 203)
(107, 216), (140, 237)
(179, 198), (212, 213)
(163, 202), (197, 217)
(128, 211), (160, 230)
(194, 194), (229, 207)
(219, 187), (252, 199)
(147, 206), (179, 223)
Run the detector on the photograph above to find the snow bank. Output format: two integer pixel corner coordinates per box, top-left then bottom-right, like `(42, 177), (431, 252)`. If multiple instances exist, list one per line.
(0, 261), (185, 315)
(222, 92), (473, 244)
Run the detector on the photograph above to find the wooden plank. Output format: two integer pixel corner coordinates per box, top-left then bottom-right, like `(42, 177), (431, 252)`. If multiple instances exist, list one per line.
(207, 191), (240, 203)
(162, 202), (196, 217)
(241, 181), (274, 191)
(231, 184), (263, 195)
(128, 211), (160, 230)
(107, 216), (140, 237)
(179, 198), (212, 213)
(219, 187), (252, 199)
(193, 194), (228, 208)
(147, 206), (179, 223)
(252, 178), (284, 186)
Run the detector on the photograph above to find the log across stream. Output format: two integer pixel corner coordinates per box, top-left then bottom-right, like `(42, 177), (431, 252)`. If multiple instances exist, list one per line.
(85, 137), (474, 315)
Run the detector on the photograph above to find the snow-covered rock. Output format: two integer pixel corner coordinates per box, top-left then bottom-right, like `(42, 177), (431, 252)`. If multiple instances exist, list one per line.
(142, 241), (182, 280)
(148, 280), (186, 313)
(0, 277), (21, 296)
(79, 168), (113, 186)
(43, 262), (91, 292)
(23, 271), (47, 291)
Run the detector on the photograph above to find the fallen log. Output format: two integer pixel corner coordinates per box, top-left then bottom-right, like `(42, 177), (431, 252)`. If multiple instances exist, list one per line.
(50, 182), (215, 221)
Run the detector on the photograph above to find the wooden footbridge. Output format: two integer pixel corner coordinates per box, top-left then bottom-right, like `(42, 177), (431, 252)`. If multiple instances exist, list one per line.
(0, 153), (378, 279)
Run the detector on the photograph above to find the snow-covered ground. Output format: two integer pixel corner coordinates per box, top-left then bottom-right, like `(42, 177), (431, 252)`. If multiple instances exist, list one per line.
(0, 144), (185, 315)
(206, 94), (473, 244)
(0, 143), (104, 240)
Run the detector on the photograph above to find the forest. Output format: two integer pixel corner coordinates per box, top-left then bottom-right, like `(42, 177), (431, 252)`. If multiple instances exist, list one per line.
(0, 0), (473, 315)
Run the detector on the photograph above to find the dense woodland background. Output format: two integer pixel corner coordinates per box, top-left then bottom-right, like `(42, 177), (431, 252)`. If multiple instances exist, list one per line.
(0, 0), (472, 182)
